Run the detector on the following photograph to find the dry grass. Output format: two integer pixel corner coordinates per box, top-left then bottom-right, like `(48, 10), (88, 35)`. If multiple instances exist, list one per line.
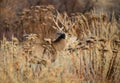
(0, 6), (120, 83)
(0, 1), (120, 83)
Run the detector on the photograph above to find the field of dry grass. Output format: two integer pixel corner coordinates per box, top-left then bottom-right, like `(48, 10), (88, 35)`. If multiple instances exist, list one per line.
(0, 0), (120, 83)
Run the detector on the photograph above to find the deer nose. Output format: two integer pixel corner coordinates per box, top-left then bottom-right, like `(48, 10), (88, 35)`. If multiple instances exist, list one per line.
(52, 32), (66, 43)
(57, 32), (66, 39)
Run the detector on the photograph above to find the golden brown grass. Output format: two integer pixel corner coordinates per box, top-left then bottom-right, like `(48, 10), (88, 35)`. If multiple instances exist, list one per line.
(0, 5), (120, 83)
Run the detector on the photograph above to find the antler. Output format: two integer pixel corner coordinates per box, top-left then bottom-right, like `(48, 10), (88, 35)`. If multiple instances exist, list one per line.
(52, 11), (75, 33)
(52, 11), (64, 31)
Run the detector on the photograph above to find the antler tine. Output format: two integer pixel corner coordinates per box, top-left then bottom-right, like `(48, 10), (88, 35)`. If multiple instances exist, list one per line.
(69, 21), (75, 30)
(53, 13), (64, 31)
(63, 12), (68, 23)
(52, 26), (57, 30)
(53, 17), (61, 30)
(56, 10), (59, 24)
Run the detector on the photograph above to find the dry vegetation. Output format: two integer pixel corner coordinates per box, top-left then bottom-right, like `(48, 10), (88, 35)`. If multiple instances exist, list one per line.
(0, 0), (120, 83)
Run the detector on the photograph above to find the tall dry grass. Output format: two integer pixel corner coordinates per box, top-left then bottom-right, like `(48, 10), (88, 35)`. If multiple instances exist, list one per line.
(0, 5), (120, 83)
